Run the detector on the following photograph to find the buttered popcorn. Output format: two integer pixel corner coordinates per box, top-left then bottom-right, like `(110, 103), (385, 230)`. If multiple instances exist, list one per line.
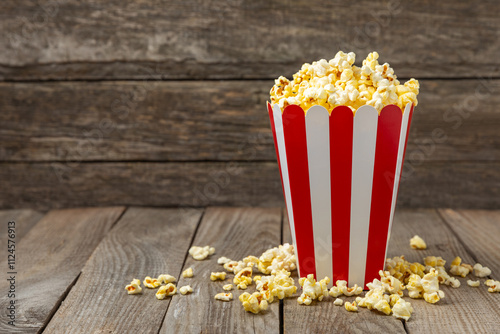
(156, 283), (176, 300)
(182, 267), (194, 278)
(158, 274), (176, 284)
(473, 263), (492, 277)
(329, 280), (363, 298)
(254, 269), (297, 303)
(143, 276), (161, 289)
(270, 51), (419, 112)
(449, 256), (472, 277)
(210, 272), (226, 281)
(214, 292), (233, 301)
(297, 274), (330, 305)
(485, 280), (500, 293)
(410, 235), (427, 250)
(179, 285), (193, 295)
(239, 292), (269, 314)
(189, 245), (215, 260)
(125, 279), (142, 295)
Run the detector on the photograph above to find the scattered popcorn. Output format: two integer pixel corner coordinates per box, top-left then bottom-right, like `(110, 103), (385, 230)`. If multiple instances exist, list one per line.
(334, 298), (344, 306)
(158, 274), (176, 284)
(182, 267), (194, 278)
(257, 243), (296, 275)
(392, 298), (414, 321)
(298, 274), (330, 305)
(156, 283), (176, 300)
(374, 299), (392, 315)
(410, 235), (427, 250)
(210, 272), (226, 281)
(234, 267), (253, 287)
(223, 284), (233, 291)
(385, 256), (425, 284)
(379, 270), (405, 296)
(237, 282), (248, 290)
(125, 279), (142, 295)
(217, 256), (232, 265)
(485, 280), (500, 293)
(189, 245), (215, 260)
(423, 256), (446, 267)
(473, 263), (492, 278)
(329, 280), (363, 297)
(355, 296), (363, 304)
(255, 269), (297, 303)
(270, 51), (419, 112)
(447, 277), (461, 288)
(421, 269), (445, 304)
(467, 280), (480, 287)
(179, 285), (193, 295)
(358, 287), (386, 310)
(345, 301), (358, 312)
(143, 276), (161, 289)
(214, 292), (233, 301)
(449, 257), (472, 277)
(239, 292), (269, 314)
(389, 294), (401, 307)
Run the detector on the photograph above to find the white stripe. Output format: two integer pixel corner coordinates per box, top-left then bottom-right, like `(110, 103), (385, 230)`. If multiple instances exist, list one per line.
(305, 106), (333, 286)
(349, 105), (379, 287)
(384, 103), (412, 265)
(272, 104), (301, 277)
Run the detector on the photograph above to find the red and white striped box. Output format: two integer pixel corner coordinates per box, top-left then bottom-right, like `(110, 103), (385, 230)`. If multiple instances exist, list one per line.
(267, 102), (414, 288)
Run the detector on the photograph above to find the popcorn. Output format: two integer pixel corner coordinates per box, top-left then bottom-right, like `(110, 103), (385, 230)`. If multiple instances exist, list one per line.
(179, 285), (193, 295)
(125, 279), (142, 295)
(357, 287), (385, 310)
(421, 269), (445, 304)
(143, 276), (161, 289)
(447, 277), (461, 288)
(485, 280), (500, 293)
(182, 267), (194, 278)
(223, 284), (233, 291)
(449, 257), (472, 277)
(344, 301), (358, 312)
(379, 270), (405, 296)
(210, 272), (226, 281)
(423, 256), (446, 267)
(255, 270), (297, 303)
(467, 280), (480, 287)
(298, 274), (330, 305)
(239, 292), (269, 314)
(257, 243), (296, 275)
(355, 296), (363, 304)
(410, 235), (427, 250)
(374, 299), (392, 315)
(473, 263), (492, 277)
(158, 274), (176, 284)
(237, 282), (249, 290)
(214, 292), (233, 301)
(333, 298), (344, 306)
(189, 245), (215, 260)
(217, 256), (232, 265)
(156, 283), (176, 299)
(223, 261), (244, 274)
(392, 298), (414, 321)
(270, 51), (419, 112)
(329, 280), (363, 297)
(385, 256), (425, 284)
(233, 267), (253, 287)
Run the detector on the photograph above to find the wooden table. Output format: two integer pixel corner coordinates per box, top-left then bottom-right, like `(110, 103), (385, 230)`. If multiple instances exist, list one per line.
(1, 207), (499, 333)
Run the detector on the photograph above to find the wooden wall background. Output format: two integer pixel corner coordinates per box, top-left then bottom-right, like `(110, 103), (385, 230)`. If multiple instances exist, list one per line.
(0, 0), (499, 210)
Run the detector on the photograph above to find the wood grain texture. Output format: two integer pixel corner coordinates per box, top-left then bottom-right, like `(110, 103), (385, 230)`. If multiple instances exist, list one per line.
(387, 209), (500, 333)
(1, 80), (499, 162)
(0, 209), (43, 246)
(43, 207), (203, 334)
(160, 207), (282, 334)
(0, 207), (125, 334)
(0, 161), (498, 210)
(1, 1), (499, 80)
(437, 209), (500, 280)
(282, 212), (406, 334)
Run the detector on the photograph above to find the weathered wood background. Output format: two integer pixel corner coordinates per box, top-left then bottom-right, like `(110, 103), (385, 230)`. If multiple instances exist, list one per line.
(0, 0), (499, 210)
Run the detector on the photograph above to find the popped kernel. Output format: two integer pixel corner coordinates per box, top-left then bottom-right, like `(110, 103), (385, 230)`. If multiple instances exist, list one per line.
(223, 284), (233, 291)
(158, 274), (176, 284)
(374, 299), (392, 315)
(189, 245), (215, 261)
(467, 280), (480, 287)
(255, 269), (297, 303)
(214, 292), (233, 301)
(345, 301), (358, 312)
(473, 263), (492, 278)
(379, 270), (405, 296)
(447, 277), (461, 288)
(421, 269), (445, 304)
(257, 243), (296, 275)
(357, 287), (385, 310)
(423, 256), (446, 267)
(355, 296), (363, 304)
(182, 267), (194, 278)
(237, 282), (248, 290)
(125, 279), (142, 295)
(298, 274), (330, 305)
(156, 283), (176, 299)
(217, 256), (232, 265)
(334, 298), (344, 306)
(410, 235), (427, 250)
(329, 280), (363, 297)
(143, 276), (161, 289)
(210, 272), (226, 281)
(234, 267), (253, 286)
(485, 279), (500, 293)
(392, 298), (414, 321)
(449, 257), (471, 277)
(179, 285), (193, 295)
(239, 292), (269, 314)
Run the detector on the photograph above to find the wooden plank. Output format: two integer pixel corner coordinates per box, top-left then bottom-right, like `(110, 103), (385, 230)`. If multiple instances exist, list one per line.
(387, 209), (500, 333)
(0, 80), (499, 162)
(282, 212), (406, 333)
(160, 207), (282, 333)
(1, 1), (500, 80)
(0, 207), (125, 334)
(0, 161), (498, 210)
(437, 209), (500, 279)
(0, 209), (43, 246)
(43, 207), (203, 334)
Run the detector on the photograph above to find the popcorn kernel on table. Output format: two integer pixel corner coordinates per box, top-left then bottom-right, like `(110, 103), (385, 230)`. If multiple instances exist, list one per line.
(143, 276), (161, 289)
(473, 263), (492, 277)
(182, 267), (194, 278)
(189, 245), (215, 260)
(485, 280), (500, 293)
(392, 298), (414, 321)
(179, 285), (193, 295)
(298, 274), (330, 305)
(223, 284), (233, 291)
(233, 267), (253, 286)
(467, 280), (480, 287)
(239, 292), (269, 314)
(158, 274), (176, 284)
(210, 272), (226, 281)
(217, 256), (232, 265)
(345, 301), (358, 312)
(333, 298), (344, 306)
(410, 235), (427, 250)
(214, 292), (233, 301)
(125, 279), (142, 295)
(156, 283), (177, 300)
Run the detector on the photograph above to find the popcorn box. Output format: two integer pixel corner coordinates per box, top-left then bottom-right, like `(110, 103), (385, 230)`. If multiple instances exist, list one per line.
(268, 102), (414, 288)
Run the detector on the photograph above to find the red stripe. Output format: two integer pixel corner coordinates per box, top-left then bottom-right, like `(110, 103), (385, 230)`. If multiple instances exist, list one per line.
(364, 105), (403, 287)
(282, 105), (316, 278)
(329, 106), (353, 284)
